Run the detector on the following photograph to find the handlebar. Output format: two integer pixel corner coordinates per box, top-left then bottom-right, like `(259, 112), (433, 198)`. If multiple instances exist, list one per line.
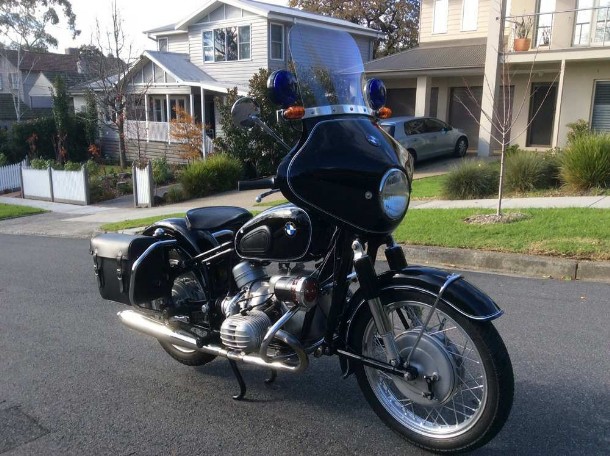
(237, 176), (276, 191)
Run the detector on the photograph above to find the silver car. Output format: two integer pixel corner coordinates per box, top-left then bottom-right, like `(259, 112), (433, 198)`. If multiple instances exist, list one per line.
(380, 116), (468, 163)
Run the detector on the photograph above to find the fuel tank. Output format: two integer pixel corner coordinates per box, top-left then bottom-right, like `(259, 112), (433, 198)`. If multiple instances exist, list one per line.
(235, 203), (332, 262)
(277, 116), (410, 235)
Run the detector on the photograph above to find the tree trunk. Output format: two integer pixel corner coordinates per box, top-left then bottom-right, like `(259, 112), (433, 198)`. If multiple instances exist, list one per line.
(118, 112), (127, 168)
(497, 140), (506, 216)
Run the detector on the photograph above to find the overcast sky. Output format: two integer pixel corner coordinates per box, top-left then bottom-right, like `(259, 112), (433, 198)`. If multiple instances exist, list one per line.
(49, 0), (288, 55)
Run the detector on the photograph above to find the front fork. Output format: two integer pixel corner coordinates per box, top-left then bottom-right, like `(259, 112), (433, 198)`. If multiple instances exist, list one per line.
(351, 238), (462, 376)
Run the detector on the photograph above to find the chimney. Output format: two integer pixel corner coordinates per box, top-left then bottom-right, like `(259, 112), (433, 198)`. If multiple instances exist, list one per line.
(65, 47), (79, 55)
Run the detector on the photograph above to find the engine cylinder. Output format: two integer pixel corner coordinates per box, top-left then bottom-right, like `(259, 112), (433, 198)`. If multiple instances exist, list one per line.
(233, 261), (267, 288)
(220, 310), (272, 353)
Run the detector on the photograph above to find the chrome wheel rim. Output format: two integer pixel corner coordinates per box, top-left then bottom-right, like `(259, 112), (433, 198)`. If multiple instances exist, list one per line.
(362, 300), (488, 439)
(458, 140), (467, 156)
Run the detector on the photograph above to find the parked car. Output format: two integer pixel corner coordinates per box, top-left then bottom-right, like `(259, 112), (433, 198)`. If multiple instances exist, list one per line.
(380, 116), (468, 163)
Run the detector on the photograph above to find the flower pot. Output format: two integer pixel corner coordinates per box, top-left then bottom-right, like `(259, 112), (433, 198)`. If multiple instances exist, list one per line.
(514, 38), (531, 52)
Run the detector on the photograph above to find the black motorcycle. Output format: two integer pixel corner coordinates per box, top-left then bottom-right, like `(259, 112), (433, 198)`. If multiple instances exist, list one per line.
(90, 24), (513, 453)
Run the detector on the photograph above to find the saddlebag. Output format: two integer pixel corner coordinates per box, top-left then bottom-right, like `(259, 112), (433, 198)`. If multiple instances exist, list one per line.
(90, 233), (172, 305)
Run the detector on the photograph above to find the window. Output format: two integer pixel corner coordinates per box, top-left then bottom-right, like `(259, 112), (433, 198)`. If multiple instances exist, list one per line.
(149, 96), (187, 122)
(405, 119), (425, 135)
(462, 0), (478, 31)
(204, 25), (251, 62)
(270, 23), (284, 60)
(424, 118), (447, 133)
(591, 81), (610, 132)
(433, 0), (448, 34)
(157, 38), (168, 52)
(9, 73), (19, 90)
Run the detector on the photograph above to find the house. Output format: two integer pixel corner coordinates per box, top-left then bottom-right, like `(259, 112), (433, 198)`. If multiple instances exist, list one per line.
(0, 48), (88, 127)
(365, 0), (610, 155)
(77, 0), (381, 163)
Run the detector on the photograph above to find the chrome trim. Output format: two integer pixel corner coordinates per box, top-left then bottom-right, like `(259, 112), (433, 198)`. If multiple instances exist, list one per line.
(128, 240), (177, 305)
(117, 310), (308, 374)
(259, 305), (301, 362)
(302, 104), (373, 119)
(379, 168), (409, 221)
(405, 273), (462, 367)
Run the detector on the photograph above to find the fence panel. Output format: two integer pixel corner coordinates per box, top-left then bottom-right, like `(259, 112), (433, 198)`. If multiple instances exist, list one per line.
(51, 168), (89, 205)
(22, 168), (52, 200)
(133, 162), (153, 208)
(0, 160), (26, 192)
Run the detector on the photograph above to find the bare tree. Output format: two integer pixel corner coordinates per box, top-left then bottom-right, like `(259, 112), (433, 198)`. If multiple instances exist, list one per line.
(83, 1), (144, 168)
(455, 26), (559, 216)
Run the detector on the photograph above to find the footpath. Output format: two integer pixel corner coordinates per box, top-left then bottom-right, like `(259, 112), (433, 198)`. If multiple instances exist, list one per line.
(1, 160), (609, 283)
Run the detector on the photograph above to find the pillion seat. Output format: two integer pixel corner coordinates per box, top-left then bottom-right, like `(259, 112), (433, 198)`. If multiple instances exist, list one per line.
(185, 206), (253, 234)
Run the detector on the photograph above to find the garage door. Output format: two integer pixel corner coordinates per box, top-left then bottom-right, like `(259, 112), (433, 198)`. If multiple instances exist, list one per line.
(449, 87), (482, 149)
(592, 81), (610, 132)
(387, 88), (416, 116)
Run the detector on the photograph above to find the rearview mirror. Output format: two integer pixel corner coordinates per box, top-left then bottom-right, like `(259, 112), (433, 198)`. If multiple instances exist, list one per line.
(231, 97), (261, 129)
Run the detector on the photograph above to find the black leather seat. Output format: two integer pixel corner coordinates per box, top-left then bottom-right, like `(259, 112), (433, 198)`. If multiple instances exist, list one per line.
(185, 206), (252, 233)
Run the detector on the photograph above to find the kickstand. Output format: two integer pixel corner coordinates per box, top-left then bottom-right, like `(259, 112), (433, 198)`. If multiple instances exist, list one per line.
(228, 360), (246, 400)
(264, 369), (277, 385)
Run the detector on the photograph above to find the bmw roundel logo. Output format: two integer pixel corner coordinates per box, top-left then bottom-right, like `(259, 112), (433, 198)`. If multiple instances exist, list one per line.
(284, 222), (297, 237)
(366, 134), (380, 147)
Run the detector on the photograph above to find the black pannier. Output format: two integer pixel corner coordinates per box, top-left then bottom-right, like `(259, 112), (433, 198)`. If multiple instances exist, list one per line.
(90, 233), (172, 305)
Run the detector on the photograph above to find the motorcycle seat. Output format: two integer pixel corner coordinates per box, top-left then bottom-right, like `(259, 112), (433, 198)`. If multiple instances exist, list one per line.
(185, 206), (253, 233)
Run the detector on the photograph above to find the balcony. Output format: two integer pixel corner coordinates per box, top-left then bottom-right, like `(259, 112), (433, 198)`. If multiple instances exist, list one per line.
(505, 6), (610, 54)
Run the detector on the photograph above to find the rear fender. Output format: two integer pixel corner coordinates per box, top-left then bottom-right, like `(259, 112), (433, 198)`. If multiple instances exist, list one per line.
(339, 266), (503, 377)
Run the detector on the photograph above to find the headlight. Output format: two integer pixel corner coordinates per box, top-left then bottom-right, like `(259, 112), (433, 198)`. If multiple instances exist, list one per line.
(379, 168), (410, 220)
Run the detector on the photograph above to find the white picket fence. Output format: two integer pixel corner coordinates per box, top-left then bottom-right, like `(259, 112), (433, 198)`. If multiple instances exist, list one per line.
(21, 166), (90, 205)
(0, 159), (27, 192)
(133, 162), (154, 208)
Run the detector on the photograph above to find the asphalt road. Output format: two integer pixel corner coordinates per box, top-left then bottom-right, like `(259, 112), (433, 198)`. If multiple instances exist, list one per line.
(0, 234), (608, 455)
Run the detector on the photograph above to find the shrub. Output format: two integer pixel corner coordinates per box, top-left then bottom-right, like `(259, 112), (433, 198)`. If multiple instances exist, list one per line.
(30, 158), (53, 169)
(179, 154), (243, 198)
(85, 159), (101, 176)
(165, 186), (187, 203)
(566, 119), (590, 145)
(63, 161), (82, 171)
(0, 153), (7, 166)
(504, 150), (561, 192)
(89, 175), (116, 203)
(152, 156), (173, 185)
(560, 133), (610, 190)
(442, 161), (499, 199)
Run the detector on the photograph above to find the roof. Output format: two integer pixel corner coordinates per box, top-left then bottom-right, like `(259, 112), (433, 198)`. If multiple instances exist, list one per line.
(365, 40), (487, 73)
(143, 51), (249, 93)
(147, 0), (381, 39)
(3, 49), (79, 72)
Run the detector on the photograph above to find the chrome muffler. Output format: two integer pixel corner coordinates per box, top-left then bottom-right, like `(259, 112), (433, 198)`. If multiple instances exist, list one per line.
(117, 310), (308, 373)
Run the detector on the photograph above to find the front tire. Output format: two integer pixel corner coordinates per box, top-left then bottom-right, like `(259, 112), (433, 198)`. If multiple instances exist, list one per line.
(351, 288), (513, 453)
(454, 137), (468, 158)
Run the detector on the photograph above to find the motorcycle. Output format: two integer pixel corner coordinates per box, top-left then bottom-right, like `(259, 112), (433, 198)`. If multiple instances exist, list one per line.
(90, 24), (513, 453)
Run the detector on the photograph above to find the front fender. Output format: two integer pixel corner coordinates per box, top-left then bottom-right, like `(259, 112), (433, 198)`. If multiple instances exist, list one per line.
(338, 266), (503, 377)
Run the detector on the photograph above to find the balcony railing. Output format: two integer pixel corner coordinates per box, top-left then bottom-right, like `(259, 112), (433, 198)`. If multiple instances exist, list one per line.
(125, 120), (214, 155)
(506, 6), (610, 52)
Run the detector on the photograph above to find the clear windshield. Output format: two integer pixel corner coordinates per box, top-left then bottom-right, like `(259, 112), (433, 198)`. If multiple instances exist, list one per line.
(289, 24), (367, 110)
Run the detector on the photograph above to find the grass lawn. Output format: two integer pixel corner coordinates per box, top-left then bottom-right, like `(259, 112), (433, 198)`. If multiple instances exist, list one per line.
(0, 203), (46, 221)
(394, 208), (610, 261)
(100, 213), (186, 232)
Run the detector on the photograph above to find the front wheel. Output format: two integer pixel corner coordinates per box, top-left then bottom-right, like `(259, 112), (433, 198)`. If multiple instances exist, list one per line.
(351, 289), (513, 453)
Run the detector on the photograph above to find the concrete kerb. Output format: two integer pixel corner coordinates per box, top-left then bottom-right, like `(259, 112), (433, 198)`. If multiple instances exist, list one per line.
(376, 245), (610, 283)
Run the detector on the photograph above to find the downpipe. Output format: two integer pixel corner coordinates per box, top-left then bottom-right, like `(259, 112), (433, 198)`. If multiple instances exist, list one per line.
(117, 310), (309, 373)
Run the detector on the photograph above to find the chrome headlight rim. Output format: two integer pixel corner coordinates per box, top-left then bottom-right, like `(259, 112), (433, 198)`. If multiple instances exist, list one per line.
(379, 168), (410, 221)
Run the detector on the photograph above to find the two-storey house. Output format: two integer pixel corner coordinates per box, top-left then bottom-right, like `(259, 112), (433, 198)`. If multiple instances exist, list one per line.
(79, 0), (380, 163)
(0, 49), (87, 127)
(366, 0), (610, 155)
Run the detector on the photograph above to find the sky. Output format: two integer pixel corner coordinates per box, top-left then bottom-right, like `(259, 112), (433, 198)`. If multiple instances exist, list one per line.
(49, 0), (288, 55)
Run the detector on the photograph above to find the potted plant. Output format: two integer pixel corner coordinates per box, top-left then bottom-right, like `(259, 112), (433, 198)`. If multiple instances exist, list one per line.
(513, 17), (533, 51)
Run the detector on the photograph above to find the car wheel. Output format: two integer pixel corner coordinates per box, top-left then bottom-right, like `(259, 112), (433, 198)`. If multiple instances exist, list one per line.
(454, 137), (468, 157)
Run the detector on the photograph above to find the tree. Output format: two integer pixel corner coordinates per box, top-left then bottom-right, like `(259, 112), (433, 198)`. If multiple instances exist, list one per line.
(82, 89), (99, 147)
(0, 0), (79, 51)
(215, 69), (300, 177)
(83, 1), (142, 168)
(170, 107), (204, 162)
(51, 75), (70, 163)
(288, 0), (419, 57)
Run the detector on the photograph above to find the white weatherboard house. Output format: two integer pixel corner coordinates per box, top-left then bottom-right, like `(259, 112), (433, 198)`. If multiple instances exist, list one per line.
(74, 0), (380, 163)
(365, 0), (610, 155)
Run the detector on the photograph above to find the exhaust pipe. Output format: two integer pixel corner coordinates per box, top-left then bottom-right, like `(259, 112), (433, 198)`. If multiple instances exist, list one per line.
(117, 310), (308, 373)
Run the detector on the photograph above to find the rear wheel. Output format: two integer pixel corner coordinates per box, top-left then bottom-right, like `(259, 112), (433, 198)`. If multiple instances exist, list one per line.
(454, 137), (468, 157)
(351, 289), (513, 453)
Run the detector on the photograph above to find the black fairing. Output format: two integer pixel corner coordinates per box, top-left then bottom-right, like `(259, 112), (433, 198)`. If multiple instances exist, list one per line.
(235, 203), (332, 261)
(277, 115), (409, 235)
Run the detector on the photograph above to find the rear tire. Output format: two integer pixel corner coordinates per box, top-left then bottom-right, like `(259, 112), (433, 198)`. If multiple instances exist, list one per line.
(351, 288), (513, 453)
(454, 137), (468, 158)
(159, 341), (216, 366)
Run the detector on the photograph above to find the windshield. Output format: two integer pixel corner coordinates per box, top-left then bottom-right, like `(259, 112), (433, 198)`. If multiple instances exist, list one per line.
(289, 24), (368, 112)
